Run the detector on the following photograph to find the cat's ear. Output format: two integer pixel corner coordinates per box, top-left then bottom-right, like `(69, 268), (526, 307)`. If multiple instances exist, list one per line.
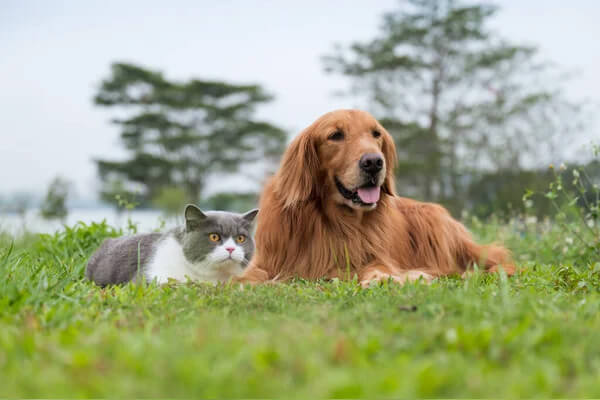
(184, 204), (206, 231)
(242, 208), (259, 224)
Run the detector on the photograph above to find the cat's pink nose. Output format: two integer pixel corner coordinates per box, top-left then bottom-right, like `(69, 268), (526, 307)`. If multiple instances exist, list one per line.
(225, 247), (235, 254)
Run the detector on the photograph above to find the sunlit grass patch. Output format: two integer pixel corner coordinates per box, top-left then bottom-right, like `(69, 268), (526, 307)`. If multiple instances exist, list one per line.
(0, 221), (600, 397)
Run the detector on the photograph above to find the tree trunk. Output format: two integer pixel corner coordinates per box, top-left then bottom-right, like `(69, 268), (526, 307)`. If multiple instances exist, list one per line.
(427, 73), (442, 201)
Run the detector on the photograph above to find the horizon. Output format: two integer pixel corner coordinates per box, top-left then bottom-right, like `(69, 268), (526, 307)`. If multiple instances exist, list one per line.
(1, 0), (599, 202)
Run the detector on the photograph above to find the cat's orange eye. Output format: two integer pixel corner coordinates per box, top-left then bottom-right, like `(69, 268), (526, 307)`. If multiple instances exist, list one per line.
(236, 235), (246, 244)
(209, 233), (221, 242)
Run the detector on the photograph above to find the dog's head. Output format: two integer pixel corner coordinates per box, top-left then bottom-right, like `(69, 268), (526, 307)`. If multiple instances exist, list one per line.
(274, 109), (397, 211)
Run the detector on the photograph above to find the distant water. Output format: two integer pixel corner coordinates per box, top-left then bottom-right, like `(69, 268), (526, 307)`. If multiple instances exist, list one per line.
(0, 208), (180, 236)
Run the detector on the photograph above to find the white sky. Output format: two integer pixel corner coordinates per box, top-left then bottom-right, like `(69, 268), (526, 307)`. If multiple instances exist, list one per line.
(1, 0), (599, 200)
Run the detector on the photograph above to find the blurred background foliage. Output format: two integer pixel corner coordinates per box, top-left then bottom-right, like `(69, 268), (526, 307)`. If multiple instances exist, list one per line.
(93, 63), (286, 211)
(39, 176), (71, 222)
(322, 0), (594, 217)
(24, 0), (593, 220)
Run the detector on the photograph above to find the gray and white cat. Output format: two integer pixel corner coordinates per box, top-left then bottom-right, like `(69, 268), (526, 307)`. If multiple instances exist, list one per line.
(86, 205), (258, 286)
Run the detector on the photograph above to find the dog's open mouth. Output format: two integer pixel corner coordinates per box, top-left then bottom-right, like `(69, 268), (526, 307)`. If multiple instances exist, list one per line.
(335, 177), (381, 206)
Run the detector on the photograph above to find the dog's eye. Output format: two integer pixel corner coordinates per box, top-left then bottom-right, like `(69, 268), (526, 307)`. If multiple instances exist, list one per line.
(328, 131), (345, 141)
(372, 130), (381, 138)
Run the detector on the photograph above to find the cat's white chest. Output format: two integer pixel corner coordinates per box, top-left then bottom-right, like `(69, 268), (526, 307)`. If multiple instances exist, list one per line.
(145, 236), (244, 284)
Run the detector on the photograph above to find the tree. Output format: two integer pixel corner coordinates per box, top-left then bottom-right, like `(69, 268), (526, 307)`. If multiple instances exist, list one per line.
(199, 192), (259, 213)
(323, 0), (584, 213)
(40, 176), (70, 221)
(152, 186), (188, 216)
(94, 63), (286, 207)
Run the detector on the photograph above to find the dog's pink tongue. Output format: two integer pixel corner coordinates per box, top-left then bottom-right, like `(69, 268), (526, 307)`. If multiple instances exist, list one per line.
(357, 186), (381, 203)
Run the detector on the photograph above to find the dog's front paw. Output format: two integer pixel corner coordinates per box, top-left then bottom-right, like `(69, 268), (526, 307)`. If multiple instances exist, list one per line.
(360, 270), (392, 288)
(232, 266), (270, 285)
(360, 270), (434, 288)
(398, 270), (435, 284)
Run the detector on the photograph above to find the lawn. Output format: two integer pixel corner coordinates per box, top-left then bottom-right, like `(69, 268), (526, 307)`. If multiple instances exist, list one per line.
(1, 220), (600, 397)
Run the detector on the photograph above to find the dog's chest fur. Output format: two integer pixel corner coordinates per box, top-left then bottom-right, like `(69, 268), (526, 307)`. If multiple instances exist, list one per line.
(264, 198), (408, 279)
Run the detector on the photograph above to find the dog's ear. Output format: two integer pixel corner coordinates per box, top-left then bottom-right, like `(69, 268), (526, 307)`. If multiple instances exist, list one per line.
(381, 128), (397, 196)
(274, 129), (320, 208)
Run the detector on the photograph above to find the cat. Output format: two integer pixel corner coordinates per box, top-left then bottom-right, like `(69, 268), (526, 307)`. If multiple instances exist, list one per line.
(86, 205), (258, 286)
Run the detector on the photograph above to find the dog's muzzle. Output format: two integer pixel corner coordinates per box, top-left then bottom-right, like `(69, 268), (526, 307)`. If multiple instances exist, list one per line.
(335, 177), (381, 206)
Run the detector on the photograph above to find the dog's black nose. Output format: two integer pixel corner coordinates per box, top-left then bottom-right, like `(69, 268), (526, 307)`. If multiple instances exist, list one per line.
(359, 153), (384, 174)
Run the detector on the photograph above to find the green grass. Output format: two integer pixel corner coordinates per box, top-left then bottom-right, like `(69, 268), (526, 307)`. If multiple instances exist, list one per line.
(1, 221), (600, 397)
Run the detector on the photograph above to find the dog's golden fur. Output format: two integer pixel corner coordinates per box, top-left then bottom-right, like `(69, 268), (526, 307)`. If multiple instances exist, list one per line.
(239, 109), (515, 285)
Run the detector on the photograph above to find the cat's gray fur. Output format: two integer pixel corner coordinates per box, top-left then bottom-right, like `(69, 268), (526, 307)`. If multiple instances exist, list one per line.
(86, 205), (257, 286)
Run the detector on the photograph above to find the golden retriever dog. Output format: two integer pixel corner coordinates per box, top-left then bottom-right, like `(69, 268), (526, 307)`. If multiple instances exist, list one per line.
(239, 109), (515, 287)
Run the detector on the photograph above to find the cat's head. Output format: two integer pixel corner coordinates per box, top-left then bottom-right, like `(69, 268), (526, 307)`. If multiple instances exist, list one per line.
(179, 204), (258, 269)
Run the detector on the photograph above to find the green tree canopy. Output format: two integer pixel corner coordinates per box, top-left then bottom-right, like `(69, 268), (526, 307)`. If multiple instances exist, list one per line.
(40, 176), (70, 221)
(323, 0), (584, 213)
(94, 63), (286, 207)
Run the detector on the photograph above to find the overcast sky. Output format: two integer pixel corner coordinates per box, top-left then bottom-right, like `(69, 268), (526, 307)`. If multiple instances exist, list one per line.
(1, 0), (599, 200)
